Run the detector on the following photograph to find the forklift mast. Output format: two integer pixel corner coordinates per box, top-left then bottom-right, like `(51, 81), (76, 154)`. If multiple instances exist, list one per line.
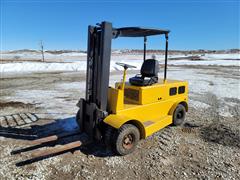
(77, 22), (113, 140)
(86, 22), (112, 110)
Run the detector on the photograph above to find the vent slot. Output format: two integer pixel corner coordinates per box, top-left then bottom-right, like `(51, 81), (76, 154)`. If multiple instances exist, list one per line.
(178, 86), (185, 94)
(169, 87), (177, 96)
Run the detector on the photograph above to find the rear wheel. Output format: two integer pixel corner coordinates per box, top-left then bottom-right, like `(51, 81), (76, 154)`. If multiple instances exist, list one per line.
(172, 104), (186, 126)
(113, 124), (140, 155)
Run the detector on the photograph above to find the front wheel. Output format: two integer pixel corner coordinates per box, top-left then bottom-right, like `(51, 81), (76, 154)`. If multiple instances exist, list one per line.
(113, 124), (140, 155)
(172, 104), (186, 126)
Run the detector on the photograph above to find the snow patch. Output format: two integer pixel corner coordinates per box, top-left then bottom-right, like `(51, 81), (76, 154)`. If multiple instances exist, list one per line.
(1, 58), (239, 74)
(189, 99), (211, 109)
(55, 82), (85, 90)
(0, 61), (87, 74)
(168, 59), (239, 66)
(204, 53), (240, 60)
(217, 105), (233, 117)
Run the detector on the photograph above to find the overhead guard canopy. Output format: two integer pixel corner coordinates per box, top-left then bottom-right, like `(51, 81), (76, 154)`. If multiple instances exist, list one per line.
(113, 27), (170, 38)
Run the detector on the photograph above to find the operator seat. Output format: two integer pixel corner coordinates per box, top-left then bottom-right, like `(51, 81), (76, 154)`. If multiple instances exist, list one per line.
(129, 59), (159, 86)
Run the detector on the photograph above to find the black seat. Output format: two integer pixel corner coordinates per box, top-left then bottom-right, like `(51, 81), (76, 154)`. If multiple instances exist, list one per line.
(129, 59), (159, 86)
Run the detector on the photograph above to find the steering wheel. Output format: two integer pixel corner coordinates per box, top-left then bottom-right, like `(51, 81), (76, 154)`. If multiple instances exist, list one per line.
(116, 62), (137, 69)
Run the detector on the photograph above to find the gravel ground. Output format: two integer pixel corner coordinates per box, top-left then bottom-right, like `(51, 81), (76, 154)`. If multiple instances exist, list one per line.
(0, 65), (239, 180)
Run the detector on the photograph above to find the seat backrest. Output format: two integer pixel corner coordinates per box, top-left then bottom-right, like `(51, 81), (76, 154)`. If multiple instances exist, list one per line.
(140, 59), (159, 77)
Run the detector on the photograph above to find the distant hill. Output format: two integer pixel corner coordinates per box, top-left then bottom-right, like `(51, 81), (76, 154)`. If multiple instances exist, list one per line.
(1, 49), (239, 55)
(1, 49), (86, 54)
(112, 49), (240, 55)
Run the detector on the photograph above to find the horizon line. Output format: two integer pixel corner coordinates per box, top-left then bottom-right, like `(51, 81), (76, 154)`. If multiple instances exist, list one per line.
(1, 48), (240, 52)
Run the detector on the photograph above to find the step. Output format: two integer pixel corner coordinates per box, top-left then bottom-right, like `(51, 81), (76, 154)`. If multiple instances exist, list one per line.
(143, 115), (172, 137)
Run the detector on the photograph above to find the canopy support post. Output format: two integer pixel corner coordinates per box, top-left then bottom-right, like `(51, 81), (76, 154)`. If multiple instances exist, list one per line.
(143, 36), (147, 61)
(164, 33), (168, 83)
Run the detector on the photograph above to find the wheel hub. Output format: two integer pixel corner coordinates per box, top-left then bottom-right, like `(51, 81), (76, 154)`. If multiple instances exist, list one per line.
(177, 110), (183, 119)
(122, 134), (134, 150)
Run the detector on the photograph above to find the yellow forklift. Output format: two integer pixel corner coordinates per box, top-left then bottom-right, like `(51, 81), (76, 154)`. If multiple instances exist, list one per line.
(76, 21), (188, 155)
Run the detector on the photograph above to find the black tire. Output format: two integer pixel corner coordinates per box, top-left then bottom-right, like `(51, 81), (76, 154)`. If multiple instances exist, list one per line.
(172, 104), (186, 126)
(113, 124), (140, 155)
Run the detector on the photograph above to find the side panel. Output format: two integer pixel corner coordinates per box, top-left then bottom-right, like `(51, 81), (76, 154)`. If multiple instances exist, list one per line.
(118, 97), (184, 120)
(140, 81), (188, 105)
(117, 81), (188, 105)
(107, 87), (124, 113)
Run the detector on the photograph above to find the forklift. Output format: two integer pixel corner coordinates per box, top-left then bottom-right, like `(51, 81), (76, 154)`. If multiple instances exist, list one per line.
(76, 21), (188, 155)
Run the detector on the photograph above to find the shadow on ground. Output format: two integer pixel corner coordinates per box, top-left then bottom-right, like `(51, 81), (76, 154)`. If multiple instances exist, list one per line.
(0, 113), (113, 166)
(0, 113), (78, 140)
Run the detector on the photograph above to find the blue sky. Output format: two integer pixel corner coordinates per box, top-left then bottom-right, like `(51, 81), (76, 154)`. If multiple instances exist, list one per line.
(1, 0), (239, 50)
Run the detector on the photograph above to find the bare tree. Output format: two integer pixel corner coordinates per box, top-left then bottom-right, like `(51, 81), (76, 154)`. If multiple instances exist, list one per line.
(40, 40), (45, 62)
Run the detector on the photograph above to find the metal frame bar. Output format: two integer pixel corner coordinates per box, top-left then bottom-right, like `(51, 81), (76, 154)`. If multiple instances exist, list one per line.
(143, 36), (147, 61)
(164, 33), (169, 82)
(85, 26), (94, 101)
(98, 22), (112, 110)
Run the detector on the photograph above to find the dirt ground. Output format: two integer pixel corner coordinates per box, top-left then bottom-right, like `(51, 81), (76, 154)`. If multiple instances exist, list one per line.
(0, 65), (239, 180)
